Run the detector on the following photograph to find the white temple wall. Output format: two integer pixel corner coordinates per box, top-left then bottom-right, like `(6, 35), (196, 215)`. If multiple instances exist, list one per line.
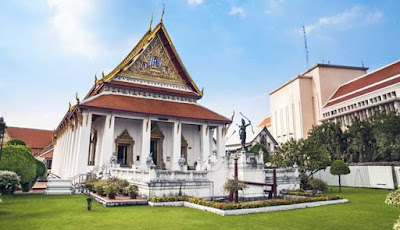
(181, 124), (201, 167)
(113, 117), (143, 167)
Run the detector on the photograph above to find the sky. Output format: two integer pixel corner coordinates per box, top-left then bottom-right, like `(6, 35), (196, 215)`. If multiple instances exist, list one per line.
(0, 0), (399, 130)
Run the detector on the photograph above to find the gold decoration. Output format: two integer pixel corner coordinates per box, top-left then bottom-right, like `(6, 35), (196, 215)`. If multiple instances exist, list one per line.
(76, 93), (80, 104)
(94, 74), (98, 84)
(119, 35), (184, 84)
(102, 71), (106, 80)
(149, 13), (153, 31)
(160, 3), (165, 23)
(69, 102), (72, 112)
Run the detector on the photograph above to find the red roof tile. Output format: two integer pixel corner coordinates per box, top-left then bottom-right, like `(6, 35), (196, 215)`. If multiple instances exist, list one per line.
(81, 95), (231, 123)
(328, 60), (400, 101)
(259, 117), (271, 127)
(106, 81), (200, 98)
(6, 127), (53, 149)
(324, 76), (400, 107)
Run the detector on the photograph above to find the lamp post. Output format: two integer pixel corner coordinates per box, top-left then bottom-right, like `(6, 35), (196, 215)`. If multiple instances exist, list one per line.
(233, 154), (239, 203)
(0, 117), (6, 163)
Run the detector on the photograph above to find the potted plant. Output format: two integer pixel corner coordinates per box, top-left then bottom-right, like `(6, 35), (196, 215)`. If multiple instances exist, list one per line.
(125, 184), (138, 199)
(223, 179), (247, 203)
(84, 177), (99, 192)
(93, 180), (107, 196)
(105, 184), (117, 199)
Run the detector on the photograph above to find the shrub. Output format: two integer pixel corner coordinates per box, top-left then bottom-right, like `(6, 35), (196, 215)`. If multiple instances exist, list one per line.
(330, 160), (350, 193)
(0, 145), (36, 192)
(84, 177), (99, 192)
(150, 194), (342, 210)
(5, 139), (26, 146)
(93, 180), (107, 196)
(385, 190), (400, 206)
(34, 159), (46, 179)
(125, 184), (138, 199)
(106, 177), (128, 195)
(394, 216), (400, 230)
(223, 179), (247, 193)
(299, 173), (311, 190)
(104, 184), (118, 199)
(249, 144), (269, 163)
(309, 178), (328, 192)
(0, 170), (20, 194)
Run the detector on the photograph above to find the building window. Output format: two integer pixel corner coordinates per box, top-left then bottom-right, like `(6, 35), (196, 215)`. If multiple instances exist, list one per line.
(87, 129), (97, 166)
(115, 129), (135, 167)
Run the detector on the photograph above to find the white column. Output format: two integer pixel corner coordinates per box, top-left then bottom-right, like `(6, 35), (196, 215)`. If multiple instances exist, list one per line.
(200, 124), (210, 167)
(74, 111), (92, 175)
(100, 113), (115, 166)
(216, 125), (225, 157)
(171, 120), (182, 170)
(141, 118), (151, 169)
(71, 126), (81, 176)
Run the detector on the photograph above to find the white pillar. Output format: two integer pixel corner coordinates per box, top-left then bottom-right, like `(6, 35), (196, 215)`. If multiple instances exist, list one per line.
(100, 113), (115, 166)
(171, 120), (182, 170)
(71, 126), (81, 176)
(141, 118), (151, 169)
(74, 111), (92, 175)
(216, 125), (225, 157)
(200, 124), (210, 167)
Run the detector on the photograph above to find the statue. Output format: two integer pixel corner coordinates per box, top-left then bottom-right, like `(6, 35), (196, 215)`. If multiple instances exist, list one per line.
(110, 153), (117, 165)
(237, 113), (253, 151)
(146, 152), (155, 169)
(178, 154), (186, 171)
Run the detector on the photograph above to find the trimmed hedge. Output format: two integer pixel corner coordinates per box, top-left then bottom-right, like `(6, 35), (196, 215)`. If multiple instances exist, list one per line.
(0, 145), (37, 192)
(0, 170), (21, 194)
(34, 159), (46, 179)
(5, 139), (26, 146)
(150, 194), (342, 210)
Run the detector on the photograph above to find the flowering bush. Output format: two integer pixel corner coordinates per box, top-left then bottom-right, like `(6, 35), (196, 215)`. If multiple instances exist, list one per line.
(0, 170), (20, 194)
(385, 190), (400, 206)
(149, 194), (342, 210)
(394, 216), (400, 230)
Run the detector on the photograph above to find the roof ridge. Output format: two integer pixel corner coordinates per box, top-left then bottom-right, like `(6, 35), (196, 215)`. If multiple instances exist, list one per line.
(7, 126), (53, 132)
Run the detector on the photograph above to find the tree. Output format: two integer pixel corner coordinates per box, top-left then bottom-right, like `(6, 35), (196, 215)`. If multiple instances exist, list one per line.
(307, 122), (347, 161)
(370, 111), (400, 161)
(330, 160), (350, 193)
(0, 145), (37, 192)
(271, 138), (330, 178)
(5, 138), (26, 146)
(346, 118), (377, 162)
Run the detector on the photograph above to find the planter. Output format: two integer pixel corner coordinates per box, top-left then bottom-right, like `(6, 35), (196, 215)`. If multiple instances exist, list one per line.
(108, 193), (116, 199)
(129, 192), (137, 199)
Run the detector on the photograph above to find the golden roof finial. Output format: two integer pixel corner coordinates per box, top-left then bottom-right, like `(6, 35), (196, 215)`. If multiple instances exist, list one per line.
(75, 92), (80, 104)
(160, 3), (165, 23)
(102, 71), (106, 80)
(201, 87), (204, 96)
(69, 102), (72, 111)
(149, 13), (153, 31)
(94, 74), (98, 84)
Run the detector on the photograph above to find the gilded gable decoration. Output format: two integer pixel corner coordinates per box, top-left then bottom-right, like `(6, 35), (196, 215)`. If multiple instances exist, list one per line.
(119, 35), (184, 84)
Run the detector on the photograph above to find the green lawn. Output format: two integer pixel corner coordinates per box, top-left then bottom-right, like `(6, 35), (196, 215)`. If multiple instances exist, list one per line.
(0, 187), (398, 230)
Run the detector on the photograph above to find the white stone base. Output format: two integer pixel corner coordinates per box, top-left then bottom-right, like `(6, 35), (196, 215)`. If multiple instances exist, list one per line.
(148, 199), (348, 216)
(45, 179), (72, 195)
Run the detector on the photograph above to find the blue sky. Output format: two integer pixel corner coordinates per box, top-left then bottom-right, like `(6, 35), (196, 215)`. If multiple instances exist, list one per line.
(0, 0), (399, 130)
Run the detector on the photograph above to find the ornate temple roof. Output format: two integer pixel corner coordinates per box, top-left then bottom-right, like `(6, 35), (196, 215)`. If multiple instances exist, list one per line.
(81, 94), (230, 123)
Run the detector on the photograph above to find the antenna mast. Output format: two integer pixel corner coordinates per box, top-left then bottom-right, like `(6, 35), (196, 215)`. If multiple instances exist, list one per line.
(302, 25), (309, 67)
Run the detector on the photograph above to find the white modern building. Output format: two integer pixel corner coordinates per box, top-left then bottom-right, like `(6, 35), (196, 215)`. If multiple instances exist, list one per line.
(321, 60), (400, 126)
(269, 64), (368, 143)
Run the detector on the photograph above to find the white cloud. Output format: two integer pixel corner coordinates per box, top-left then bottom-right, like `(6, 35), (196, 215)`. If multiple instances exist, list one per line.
(46, 0), (105, 59)
(304, 6), (383, 34)
(229, 6), (246, 18)
(188, 0), (203, 6)
(265, 0), (285, 15)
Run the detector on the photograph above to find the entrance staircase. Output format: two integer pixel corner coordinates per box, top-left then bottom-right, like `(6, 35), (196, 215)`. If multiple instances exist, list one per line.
(45, 173), (89, 195)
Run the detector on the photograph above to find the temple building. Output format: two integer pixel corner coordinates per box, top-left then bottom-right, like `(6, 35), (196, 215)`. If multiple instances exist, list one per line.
(50, 19), (274, 198)
(321, 60), (400, 126)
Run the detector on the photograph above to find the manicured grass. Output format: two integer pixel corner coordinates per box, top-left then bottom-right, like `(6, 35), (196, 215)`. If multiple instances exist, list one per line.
(0, 187), (398, 230)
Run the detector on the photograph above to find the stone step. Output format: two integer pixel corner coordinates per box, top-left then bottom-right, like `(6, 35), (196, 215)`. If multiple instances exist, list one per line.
(45, 178), (73, 195)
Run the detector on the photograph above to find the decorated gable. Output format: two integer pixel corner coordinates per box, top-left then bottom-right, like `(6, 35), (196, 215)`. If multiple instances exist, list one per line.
(118, 34), (185, 85)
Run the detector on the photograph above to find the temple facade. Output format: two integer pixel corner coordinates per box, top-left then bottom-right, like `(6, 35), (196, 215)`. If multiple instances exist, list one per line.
(51, 20), (275, 198)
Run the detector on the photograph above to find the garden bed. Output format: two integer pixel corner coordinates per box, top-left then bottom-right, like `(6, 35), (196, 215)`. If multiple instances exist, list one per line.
(89, 192), (148, 207)
(148, 194), (347, 216)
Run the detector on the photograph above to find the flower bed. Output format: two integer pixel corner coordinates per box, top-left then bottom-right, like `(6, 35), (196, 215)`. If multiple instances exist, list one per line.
(150, 194), (342, 210)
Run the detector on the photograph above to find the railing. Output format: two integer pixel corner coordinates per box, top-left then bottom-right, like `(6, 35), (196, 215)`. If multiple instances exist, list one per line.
(108, 166), (209, 183)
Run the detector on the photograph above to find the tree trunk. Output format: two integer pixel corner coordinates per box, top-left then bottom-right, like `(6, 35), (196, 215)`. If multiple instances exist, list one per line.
(338, 175), (342, 193)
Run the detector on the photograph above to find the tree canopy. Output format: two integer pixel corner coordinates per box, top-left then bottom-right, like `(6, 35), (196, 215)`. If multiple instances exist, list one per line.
(330, 160), (350, 175)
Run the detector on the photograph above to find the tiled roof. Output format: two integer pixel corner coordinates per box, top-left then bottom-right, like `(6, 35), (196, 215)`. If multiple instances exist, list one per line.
(258, 116), (271, 127)
(106, 81), (200, 98)
(81, 95), (231, 123)
(6, 127), (53, 149)
(326, 60), (400, 107)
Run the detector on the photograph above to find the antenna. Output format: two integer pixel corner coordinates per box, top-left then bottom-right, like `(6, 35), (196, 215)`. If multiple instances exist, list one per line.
(302, 25), (309, 68)
(361, 60), (364, 68)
